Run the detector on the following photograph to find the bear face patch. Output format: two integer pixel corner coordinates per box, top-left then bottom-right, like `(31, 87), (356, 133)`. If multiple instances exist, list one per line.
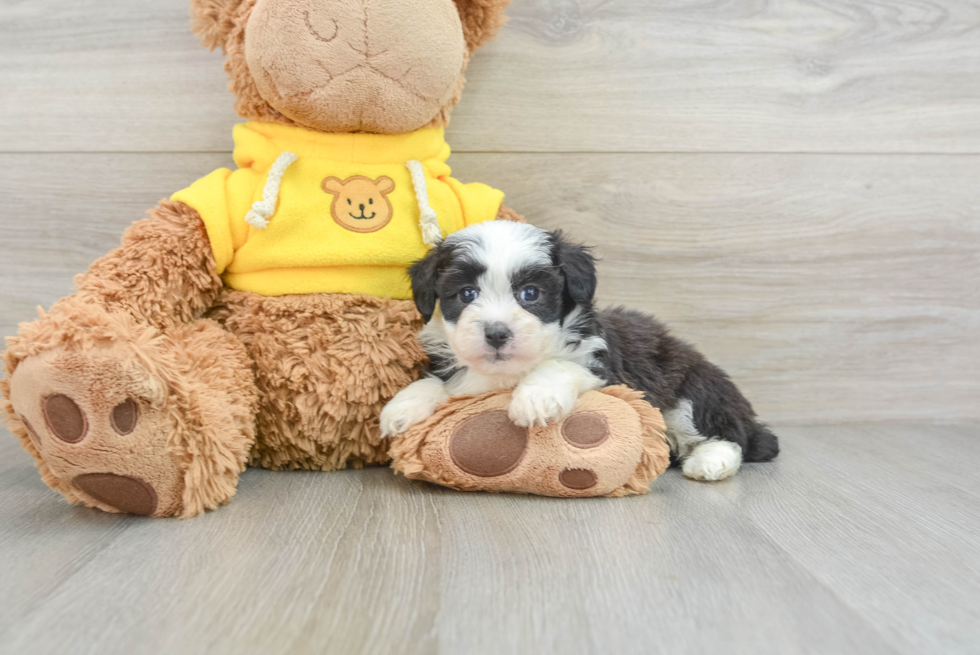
(321, 175), (395, 233)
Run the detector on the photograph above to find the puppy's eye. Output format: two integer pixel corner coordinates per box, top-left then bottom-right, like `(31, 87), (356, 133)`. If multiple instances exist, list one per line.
(347, 199), (352, 205)
(369, 198), (374, 204)
(459, 288), (479, 304)
(520, 286), (540, 303)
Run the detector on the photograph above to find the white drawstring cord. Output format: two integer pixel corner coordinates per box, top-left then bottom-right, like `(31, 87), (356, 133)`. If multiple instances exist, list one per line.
(406, 160), (443, 246)
(244, 151), (298, 229)
(245, 154), (442, 244)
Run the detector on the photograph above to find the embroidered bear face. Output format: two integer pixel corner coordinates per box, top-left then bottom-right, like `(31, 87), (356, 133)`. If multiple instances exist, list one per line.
(322, 175), (396, 233)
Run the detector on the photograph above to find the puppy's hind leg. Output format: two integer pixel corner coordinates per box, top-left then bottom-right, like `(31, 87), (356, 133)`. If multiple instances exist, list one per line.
(669, 360), (779, 481)
(663, 399), (743, 482)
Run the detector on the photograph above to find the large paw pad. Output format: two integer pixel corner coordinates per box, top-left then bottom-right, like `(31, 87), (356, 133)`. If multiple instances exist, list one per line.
(73, 473), (158, 516)
(449, 411), (528, 477)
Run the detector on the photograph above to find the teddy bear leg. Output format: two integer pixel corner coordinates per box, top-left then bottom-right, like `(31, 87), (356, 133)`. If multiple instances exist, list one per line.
(209, 291), (426, 472)
(391, 387), (671, 497)
(3, 308), (258, 518)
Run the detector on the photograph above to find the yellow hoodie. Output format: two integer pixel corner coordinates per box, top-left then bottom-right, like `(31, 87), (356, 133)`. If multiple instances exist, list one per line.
(171, 122), (504, 299)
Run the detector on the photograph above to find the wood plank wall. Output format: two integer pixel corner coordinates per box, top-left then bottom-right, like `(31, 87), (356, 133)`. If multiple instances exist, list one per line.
(1, 0), (977, 423)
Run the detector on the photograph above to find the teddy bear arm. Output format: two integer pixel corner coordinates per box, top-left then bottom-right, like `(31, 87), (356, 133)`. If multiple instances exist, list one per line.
(74, 199), (224, 330)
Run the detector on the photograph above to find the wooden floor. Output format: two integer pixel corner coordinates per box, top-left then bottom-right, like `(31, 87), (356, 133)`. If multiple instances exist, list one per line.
(1, 0), (979, 653)
(1, 422), (978, 654)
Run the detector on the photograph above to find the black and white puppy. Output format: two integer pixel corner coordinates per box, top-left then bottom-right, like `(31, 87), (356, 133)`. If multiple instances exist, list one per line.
(380, 221), (779, 481)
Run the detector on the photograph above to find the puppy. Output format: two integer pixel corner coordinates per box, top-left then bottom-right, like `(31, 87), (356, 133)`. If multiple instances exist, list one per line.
(380, 221), (779, 481)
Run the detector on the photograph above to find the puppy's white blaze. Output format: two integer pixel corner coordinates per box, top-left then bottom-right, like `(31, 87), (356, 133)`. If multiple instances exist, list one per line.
(454, 221), (552, 284)
(451, 298), (555, 376)
(682, 440), (743, 482)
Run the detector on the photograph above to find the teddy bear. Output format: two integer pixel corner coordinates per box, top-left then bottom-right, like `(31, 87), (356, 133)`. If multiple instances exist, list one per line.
(2, 0), (669, 518)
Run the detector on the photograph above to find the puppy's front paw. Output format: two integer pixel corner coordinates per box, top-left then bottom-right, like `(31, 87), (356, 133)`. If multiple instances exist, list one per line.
(380, 399), (435, 438)
(508, 383), (578, 428)
(380, 379), (448, 438)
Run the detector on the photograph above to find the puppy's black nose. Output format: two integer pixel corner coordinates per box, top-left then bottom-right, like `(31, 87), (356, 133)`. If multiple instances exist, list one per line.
(484, 323), (513, 349)
(359, 204), (365, 211)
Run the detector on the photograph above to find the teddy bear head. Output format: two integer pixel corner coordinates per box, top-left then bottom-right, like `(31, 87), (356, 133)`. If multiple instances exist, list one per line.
(190, 0), (512, 135)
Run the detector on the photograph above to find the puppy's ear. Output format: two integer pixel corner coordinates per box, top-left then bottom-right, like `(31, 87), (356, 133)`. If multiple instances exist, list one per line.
(551, 231), (598, 312)
(409, 243), (451, 322)
(453, 0), (513, 52)
(189, 0), (245, 52)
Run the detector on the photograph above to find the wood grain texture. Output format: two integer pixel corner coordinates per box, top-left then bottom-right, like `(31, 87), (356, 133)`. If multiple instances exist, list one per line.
(2, 0), (980, 153)
(1, 1), (978, 654)
(1, 422), (978, 654)
(1, 153), (976, 423)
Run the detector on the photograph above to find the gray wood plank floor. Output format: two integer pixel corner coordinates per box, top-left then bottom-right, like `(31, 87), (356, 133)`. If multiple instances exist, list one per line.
(1, 422), (978, 655)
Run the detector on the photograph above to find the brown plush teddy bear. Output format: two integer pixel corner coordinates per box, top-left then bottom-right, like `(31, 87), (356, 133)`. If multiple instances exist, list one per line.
(2, 0), (668, 518)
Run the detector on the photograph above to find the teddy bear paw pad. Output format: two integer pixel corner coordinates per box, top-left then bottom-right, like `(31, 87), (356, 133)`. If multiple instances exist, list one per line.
(449, 410), (529, 477)
(558, 467), (598, 490)
(73, 473), (158, 516)
(561, 412), (610, 449)
(43, 394), (88, 443)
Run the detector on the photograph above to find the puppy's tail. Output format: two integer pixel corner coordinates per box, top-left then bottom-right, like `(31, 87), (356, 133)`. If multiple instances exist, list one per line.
(744, 422), (780, 463)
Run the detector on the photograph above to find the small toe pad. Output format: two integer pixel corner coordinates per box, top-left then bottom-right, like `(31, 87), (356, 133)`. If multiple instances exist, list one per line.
(43, 394), (88, 443)
(562, 412), (609, 449)
(559, 468), (598, 490)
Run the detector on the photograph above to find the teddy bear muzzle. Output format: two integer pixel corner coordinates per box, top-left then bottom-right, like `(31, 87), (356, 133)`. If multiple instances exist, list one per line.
(244, 0), (467, 133)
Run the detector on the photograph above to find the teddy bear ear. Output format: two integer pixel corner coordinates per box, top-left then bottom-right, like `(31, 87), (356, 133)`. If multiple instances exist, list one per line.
(189, 0), (245, 52)
(452, 0), (514, 52)
(322, 177), (345, 194)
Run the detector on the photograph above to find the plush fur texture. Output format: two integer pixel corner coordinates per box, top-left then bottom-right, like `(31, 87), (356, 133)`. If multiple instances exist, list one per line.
(191, 0), (513, 132)
(190, 0), (246, 50)
(76, 199), (223, 330)
(389, 385), (671, 497)
(386, 221), (780, 481)
(208, 290), (426, 471)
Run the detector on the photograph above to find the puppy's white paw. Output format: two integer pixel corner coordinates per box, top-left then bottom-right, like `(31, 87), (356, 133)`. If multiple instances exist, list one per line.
(379, 379), (448, 438)
(682, 440), (743, 481)
(508, 383), (578, 428)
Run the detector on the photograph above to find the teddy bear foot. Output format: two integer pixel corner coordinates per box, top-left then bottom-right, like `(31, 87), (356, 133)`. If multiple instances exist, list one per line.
(8, 344), (185, 516)
(5, 313), (258, 518)
(389, 386), (671, 497)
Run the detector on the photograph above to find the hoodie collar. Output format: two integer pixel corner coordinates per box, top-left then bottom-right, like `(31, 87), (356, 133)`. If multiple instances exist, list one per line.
(231, 121), (452, 171)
